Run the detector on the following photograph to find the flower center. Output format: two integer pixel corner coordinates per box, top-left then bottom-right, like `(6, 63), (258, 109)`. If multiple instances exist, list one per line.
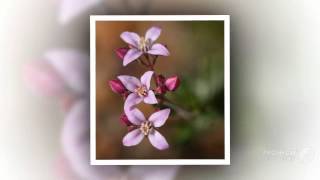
(135, 86), (148, 97)
(139, 37), (151, 52)
(140, 121), (153, 136)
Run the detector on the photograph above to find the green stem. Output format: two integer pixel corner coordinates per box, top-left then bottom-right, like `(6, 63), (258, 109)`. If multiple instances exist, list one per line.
(160, 96), (195, 120)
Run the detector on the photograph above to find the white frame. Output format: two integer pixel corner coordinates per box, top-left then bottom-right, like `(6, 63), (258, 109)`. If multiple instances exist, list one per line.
(90, 15), (230, 165)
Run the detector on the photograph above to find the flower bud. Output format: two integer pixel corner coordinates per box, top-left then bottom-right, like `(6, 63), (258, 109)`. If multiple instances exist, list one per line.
(108, 79), (126, 94)
(155, 74), (166, 86)
(155, 86), (167, 94)
(155, 75), (167, 94)
(165, 75), (180, 91)
(115, 47), (129, 60)
(120, 113), (132, 126)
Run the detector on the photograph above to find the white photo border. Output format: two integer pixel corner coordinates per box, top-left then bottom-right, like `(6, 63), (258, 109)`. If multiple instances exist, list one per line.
(90, 15), (230, 165)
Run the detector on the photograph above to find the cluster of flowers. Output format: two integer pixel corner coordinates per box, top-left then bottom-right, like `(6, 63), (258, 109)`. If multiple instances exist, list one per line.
(109, 26), (180, 150)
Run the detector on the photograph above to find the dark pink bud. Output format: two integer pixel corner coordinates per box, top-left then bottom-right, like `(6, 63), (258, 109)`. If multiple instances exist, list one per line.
(156, 74), (166, 86)
(115, 47), (129, 60)
(109, 79), (126, 94)
(120, 113), (132, 126)
(155, 74), (167, 94)
(155, 86), (167, 94)
(165, 75), (180, 91)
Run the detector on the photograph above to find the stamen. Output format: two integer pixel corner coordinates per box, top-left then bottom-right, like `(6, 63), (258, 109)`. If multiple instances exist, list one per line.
(140, 121), (153, 136)
(135, 86), (148, 97)
(139, 36), (151, 52)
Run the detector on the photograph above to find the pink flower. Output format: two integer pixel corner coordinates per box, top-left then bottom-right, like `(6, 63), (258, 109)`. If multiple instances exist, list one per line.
(165, 75), (180, 91)
(120, 26), (170, 66)
(123, 108), (170, 150)
(118, 71), (158, 112)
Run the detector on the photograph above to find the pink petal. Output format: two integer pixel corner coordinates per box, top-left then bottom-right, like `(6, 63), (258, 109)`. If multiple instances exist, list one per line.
(123, 129), (144, 146)
(145, 26), (161, 44)
(120, 32), (141, 48)
(123, 48), (143, 66)
(143, 90), (158, 104)
(126, 108), (146, 125)
(148, 130), (169, 150)
(23, 60), (65, 97)
(117, 75), (141, 92)
(62, 100), (122, 179)
(148, 108), (170, 127)
(140, 71), (154, 89)
(45, 49), (89, 95)
(58, 0), (101, 25)
(124, 93), (143, 113)
(148, 43), (170, 56)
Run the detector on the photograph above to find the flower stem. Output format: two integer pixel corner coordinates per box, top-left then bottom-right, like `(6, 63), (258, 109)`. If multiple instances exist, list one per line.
(160, 96), (195, 120)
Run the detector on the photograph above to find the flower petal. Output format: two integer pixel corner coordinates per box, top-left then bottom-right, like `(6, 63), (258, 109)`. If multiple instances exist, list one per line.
(23, 60), (65, 97)
(118, 75), (141, 92)
(120, 32), (140, 47)
(148, 108), (170, 127)
(140, 71), (154, 89)
(145, 26), (161, 44)
(123, 129), (144, 147)
(45, 49), (89, 95)
(123, 48), (143, 66)
(58, 0), (101, 25)
(126, 108), (146, 125)
(143, 90), (158, 104)
(148, 130), (169, 150)
(147, 43), (170, 56)
(124, 93), (143, 113)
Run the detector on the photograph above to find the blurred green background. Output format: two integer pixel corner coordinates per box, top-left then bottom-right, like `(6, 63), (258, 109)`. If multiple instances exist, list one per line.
(96, 21), (225, 159)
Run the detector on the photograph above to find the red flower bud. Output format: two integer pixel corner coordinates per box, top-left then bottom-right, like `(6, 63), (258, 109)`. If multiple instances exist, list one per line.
(115, 47), (129, 60)
(155, 86), (167, 94)
(155, 75), (167, 94)
(109, 79), (126, 94)
(156, 74), (166, 86)
(120, 113), (132, 126)
(165, 75), (180, 91)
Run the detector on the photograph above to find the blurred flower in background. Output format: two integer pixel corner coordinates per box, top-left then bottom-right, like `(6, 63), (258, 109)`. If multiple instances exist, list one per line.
(24, 49), (179, 179)
(3, 0), (320, 179)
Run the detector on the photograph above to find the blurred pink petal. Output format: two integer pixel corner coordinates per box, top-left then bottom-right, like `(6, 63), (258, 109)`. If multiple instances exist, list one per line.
(55, 154), (79, 180)
(58, 0), (101, 24)
(62, 100), (121, 179)
(23, 60), (65, 97)
(45, 49), (89, 96)
(128, 166), (179, 180)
